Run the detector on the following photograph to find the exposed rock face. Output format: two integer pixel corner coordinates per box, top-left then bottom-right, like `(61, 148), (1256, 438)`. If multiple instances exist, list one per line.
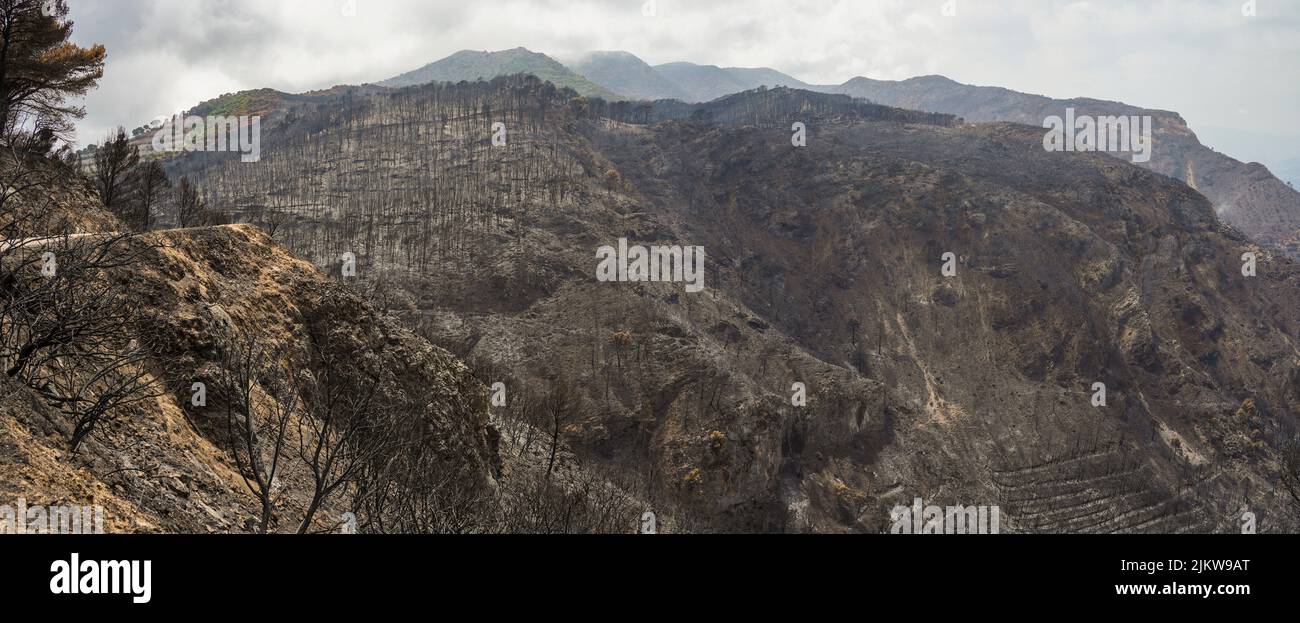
(1, 202), (498, 531)
(170, 82), (1300, 532)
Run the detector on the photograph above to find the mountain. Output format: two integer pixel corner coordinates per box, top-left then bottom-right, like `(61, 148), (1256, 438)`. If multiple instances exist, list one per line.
(565, 50), (689, 101)
(830, 75), (1300, 255)
(722, 66), (814, 91)
(651, 61), (811, 102)
(557, 50), (812, 103)
(379, 47), (623, 100)
(165, 79), (1300, 532)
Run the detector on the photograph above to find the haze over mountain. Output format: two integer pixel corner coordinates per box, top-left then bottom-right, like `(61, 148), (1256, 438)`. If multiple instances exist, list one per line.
(380, 47), (622, 100)
(1277, 157), (1300, 190)
(563, 51), (690, 102)
(383, 47), (814, 105)
(650, 62), (811, 103)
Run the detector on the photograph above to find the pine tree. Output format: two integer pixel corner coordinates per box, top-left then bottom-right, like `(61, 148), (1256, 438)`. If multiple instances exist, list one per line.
(0, 0), (106, 142)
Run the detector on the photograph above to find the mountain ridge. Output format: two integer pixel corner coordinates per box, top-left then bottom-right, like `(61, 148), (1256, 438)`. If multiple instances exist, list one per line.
(564, 51), (690, 101)
(651, 61), (812, 102)
(379, 47), (623, 100)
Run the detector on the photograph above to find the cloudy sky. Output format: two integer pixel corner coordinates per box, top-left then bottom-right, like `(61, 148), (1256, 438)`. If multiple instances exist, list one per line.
(67, 0), (1299, 171)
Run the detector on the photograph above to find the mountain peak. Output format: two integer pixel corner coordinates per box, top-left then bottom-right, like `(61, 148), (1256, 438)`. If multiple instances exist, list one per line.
(646, 61), (808, 102)
(379, 47), (621, 99)
(907, 74), (959, 85)
(566, 51), (689, 101)
(571, 49), (640, 60)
